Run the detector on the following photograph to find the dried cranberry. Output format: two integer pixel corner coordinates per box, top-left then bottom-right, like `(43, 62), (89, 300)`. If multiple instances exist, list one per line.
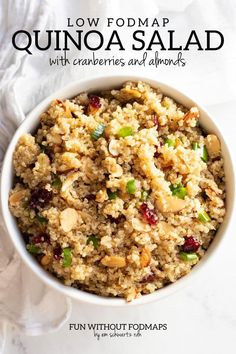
(140, 273), (156, 283)
(32, 233), (50, 244)
(89, 95), (101, 109)
(29, 188), (52, 209)
(53, 246), (62, 260)
(182, 236), (200, 253)
(153, 115), (158, 129)
(140, 203), (158, 226)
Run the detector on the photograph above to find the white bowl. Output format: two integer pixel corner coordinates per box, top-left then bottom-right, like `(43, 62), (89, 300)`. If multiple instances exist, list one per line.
(1, 75), (235, 306)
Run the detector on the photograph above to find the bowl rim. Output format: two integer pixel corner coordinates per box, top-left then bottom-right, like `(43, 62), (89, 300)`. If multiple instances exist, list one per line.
(1, 73), (235, 307)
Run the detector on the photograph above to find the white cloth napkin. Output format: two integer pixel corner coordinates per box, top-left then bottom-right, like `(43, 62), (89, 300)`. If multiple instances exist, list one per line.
(0, 1), (72, 352)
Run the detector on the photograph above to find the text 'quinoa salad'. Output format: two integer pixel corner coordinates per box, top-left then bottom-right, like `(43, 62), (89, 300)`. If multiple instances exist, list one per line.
(9, 82), (225, 301)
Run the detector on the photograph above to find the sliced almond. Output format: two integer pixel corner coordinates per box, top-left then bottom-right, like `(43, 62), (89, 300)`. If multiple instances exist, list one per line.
(101, 255), (126, 268)
(41, 255), (51, 266)
(61, 172), (79, 192)
(158, 221), (175, 234)
(155, 195), (186, 213)
(113, 87), (142, 102)
(205, 134), (221, 158)
(96, 189), (108, 203)
(60, 208), (78, 232)
(140, 247), (151, 268)
(104, 157), (123, 177)
(121, 88), (142, 99)
(9, 190), (27, 206)
(111, 164), (123, 177)
(132, 218), (151, 232)
(108, 140), (120, 156)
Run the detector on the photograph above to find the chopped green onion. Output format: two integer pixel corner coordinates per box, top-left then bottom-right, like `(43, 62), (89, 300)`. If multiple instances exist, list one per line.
(36, 214), (47, 225)
(26, 244), (41, 254)
(91, 124), (105, 140)
(192, 142), (200, 151)
(107, 189), (118, 200)
(201, 146), (209, 163)
(141, 189), (150, 201)
(179, 251), (198, 262)
(198, 211), (211, 223)
(118, 126), (134, 138)
(165, 138), (175, 147)
(126, 179), (136, 194)
(52, 175), (62, 188)
(63, 247), (72, 268)
(170, 184), (187, 200)
(192, 143), (208, 163)
(87, 235), (99, 249)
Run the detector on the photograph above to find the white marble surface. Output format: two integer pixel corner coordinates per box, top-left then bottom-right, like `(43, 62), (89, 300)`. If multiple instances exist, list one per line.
(3, 101), (236, 354)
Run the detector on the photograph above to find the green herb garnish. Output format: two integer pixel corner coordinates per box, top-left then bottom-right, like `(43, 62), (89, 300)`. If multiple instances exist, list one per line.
(201, 146), (209, 163)
(126, 179), (136, 194)
(26, 244), (41, 254)
(192, 143), (208, 163)
(170, 184), (187, 200)
(165, 138), (175, 147)
(107, 190), (118, 200)
(198, 211), (211, 223)
(192, 142), (200, 151)
(63, 247), (72, 268)
(87, 235), (99, 249)
(36, 214), (48, 225)
(141, 189), (150, 201)
(91, 124), (106, 140)
(118, 126), (134, 138)
(52, 175), (62, 188)
(179, 252), (198, 262)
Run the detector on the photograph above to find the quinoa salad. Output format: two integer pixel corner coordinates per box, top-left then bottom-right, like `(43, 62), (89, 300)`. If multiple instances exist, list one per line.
(9, 81), (225, 301)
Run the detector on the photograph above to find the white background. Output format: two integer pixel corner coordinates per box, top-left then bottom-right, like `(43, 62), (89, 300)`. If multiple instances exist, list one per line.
(2, 0), (236, 353)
